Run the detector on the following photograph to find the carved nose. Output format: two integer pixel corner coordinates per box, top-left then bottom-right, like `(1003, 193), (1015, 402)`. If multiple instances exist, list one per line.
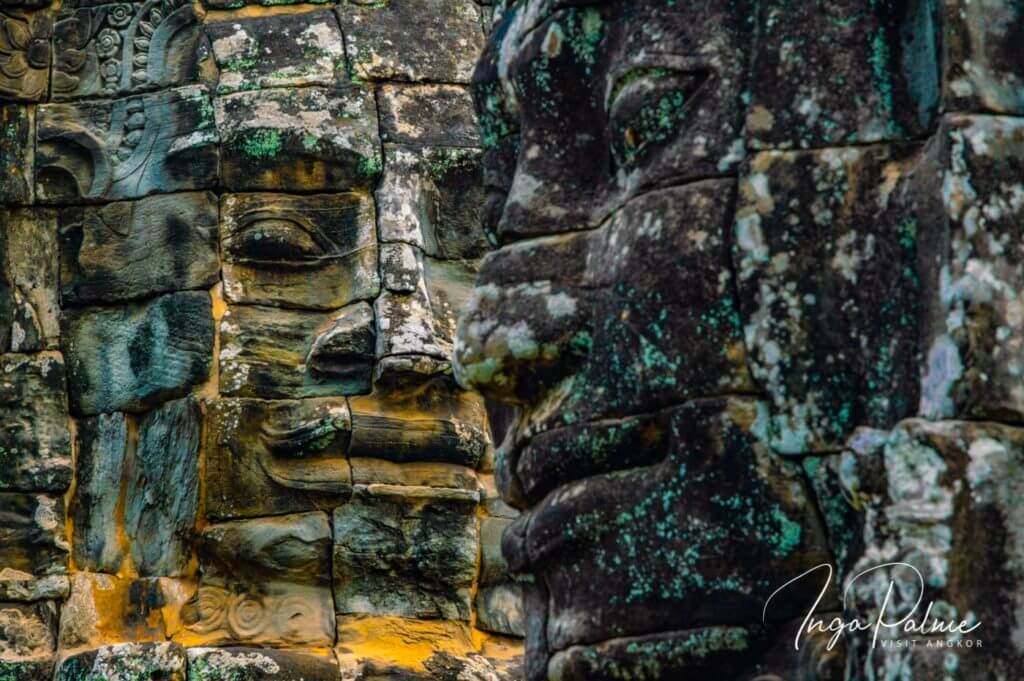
(306, 302), (375, 381)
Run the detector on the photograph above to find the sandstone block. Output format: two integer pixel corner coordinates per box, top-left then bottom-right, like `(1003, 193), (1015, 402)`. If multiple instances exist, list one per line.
(59, 192), (219, 305)
(216, 87), (380, 192)
(62, 291), (213, 415)
(332, 485), (478, 620)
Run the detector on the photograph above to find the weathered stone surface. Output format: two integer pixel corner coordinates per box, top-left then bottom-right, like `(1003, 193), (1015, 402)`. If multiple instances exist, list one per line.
(475, 584), (524, 638)
(0, 354), (71, 492)
(36, 85), (219, 203)
(0, 105), (32, 204)
(377, 145), (486, 260)
(0, 601), (57, 665)
(920, 115), (1024, 422)
(181, 513), (334, 647)
(458, 181), (752, 420)
(3, 208), (60, 351)
(375, 257), (477, 362)
(187, 648), (342, 681)
(207, 11), (345, 94)
(332, 485), (478, 620)
(62, 291), (213, 415)
(0, 659), (54, 681)
(55, 642), (187, 681)
(335, 617), (513, 680)
(748, 1), (940, 148)
(0, 493), (68, 579)
(71, 413), (127, 573)
(348, 383), (488, 467)
(59, 573), (193, 650)
(59, 192), (219, 304)
(219, 303), (374, 399)
(547, 618), (846, 681)
(0, 6), (51, 101)
(204, 398), (352, 520)
(0, 574), (68, 603)
(216, 87), (380, 192)
(507, 399), (832, 651)
(733, 145), (927, 453)
(52, 0), (205, 100)
(336, 0), (483, 83)
(349, 458), (478, 491)
(378, 84), (479, 147)
(124, 397), (200, 577)
(834, 419), (1024, 679)
(943, 0), (1024, 114)
(221, 192), (379, 310)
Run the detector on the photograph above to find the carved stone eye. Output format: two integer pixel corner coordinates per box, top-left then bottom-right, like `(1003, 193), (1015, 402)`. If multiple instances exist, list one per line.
(226, 212), (330, 264)
(608, 67), (710, 173)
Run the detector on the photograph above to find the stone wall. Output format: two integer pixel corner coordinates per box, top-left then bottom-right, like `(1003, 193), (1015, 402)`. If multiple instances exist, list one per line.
(0, 0), (523, 678)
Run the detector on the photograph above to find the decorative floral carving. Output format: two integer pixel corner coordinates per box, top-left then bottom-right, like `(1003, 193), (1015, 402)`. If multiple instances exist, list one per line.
(0, 8), (51, 100)
(94, 27), (120, 58)
(53, 0), (200, 99)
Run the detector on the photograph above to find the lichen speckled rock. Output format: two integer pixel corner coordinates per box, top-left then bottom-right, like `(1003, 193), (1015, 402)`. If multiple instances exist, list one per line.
(0, 0), (521, 676)
(452, 0), (1024, 679)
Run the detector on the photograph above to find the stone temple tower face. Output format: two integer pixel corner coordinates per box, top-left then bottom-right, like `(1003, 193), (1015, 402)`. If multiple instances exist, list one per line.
(457, 1), (1024, 680)
(0, 1), (527, 679)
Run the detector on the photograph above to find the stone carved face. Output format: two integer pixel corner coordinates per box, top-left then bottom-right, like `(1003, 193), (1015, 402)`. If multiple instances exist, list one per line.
(458, 1), (1024, 680)
(456, 4), (839, 679)
(0, 0), (525, 676)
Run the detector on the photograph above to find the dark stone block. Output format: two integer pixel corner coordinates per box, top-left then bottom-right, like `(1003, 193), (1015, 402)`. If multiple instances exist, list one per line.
(0, 6), (51, 101)
(377, 145), (486, 260)
(187, 648), (342, 681)
(219, 303), (373, 399)
(733, 145), (929, 453)
(748, 0), (941, 148)
(0, 493), (68, 578)
(71, 413), (127, 573)
(182, 514), (334, 647)
(336, 0), (483, 83)
(942, 0), (1024, 114)
(55, 642), (187, 681)
(0, 105), (32, 204)
(348, 384), (488, 467)
(59, 192), (219, 305)
(517, 399), (833, 651)
(62, 291), (213, 415)
(332, 485), (478, 620)
(124, 397), (200, 576)
(3, 209), (60, 352)
(378, 84), (480, 147)
(0, 354), (71, 493)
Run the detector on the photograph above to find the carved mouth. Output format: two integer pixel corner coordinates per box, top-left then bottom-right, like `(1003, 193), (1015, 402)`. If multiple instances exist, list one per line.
(258, 411), (352, 493)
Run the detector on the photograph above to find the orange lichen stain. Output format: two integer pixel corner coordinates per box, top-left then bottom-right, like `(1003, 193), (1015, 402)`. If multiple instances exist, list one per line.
(335, 616), (477, 672)
(475, 631), (524, 662)
(203, 3), (333, 22)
